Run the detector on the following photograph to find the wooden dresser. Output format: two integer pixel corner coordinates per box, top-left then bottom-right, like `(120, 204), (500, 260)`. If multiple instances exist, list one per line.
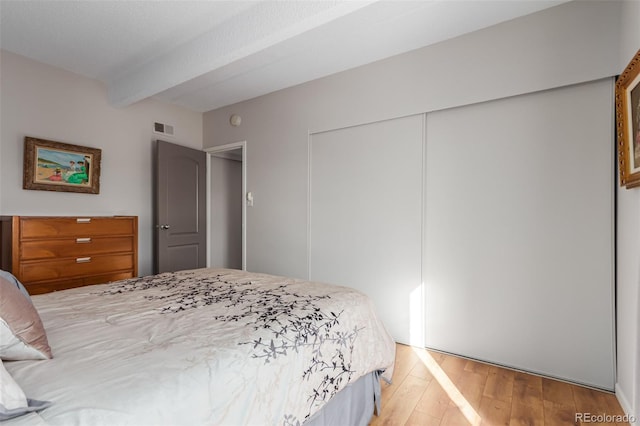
(0, 216), (138, 294)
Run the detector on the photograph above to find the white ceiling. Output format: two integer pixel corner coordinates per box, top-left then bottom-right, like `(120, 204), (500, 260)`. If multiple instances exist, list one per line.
(0, 0), (568, 113)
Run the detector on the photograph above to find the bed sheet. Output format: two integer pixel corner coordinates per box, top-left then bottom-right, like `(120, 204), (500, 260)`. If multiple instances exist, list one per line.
(5, 268), (395, 425)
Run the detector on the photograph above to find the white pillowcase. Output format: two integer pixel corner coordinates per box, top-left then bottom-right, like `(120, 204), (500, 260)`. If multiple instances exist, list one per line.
(0, 360), (52, 421)
(0, 359), (27, 411)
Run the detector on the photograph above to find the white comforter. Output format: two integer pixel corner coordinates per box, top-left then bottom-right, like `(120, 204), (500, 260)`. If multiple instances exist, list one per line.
(5, 268), (395, 426)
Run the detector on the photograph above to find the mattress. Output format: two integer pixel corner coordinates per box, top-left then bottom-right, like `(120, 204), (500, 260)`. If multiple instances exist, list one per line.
(4, 268), (395, 425)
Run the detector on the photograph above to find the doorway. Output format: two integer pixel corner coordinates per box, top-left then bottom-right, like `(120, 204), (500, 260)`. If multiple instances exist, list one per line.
(205, 142), (246, 270)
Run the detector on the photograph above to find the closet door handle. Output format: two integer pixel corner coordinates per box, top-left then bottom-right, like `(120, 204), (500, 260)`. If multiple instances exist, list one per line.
(76, 257), (91, 263)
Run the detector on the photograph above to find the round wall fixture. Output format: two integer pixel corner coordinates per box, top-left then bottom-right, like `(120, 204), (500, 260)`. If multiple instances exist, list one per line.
(230, 114), (242, 127)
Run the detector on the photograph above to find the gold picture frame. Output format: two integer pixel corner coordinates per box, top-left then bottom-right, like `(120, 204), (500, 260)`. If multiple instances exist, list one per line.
(23, 137), (102, 194)
(616, 49), (640, 188)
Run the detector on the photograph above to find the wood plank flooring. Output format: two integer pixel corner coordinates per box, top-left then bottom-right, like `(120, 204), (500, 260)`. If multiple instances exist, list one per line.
(370, 344), (627, 426)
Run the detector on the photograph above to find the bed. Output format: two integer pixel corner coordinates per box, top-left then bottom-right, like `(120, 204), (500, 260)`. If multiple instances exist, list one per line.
(0, 268), (395, 425)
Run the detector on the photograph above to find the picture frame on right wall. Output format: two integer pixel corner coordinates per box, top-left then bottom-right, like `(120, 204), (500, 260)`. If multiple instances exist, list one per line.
(616, 48), (640, 189)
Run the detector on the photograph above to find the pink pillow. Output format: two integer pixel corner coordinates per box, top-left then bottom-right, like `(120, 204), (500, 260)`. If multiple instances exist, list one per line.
(0, 276), (52, 360)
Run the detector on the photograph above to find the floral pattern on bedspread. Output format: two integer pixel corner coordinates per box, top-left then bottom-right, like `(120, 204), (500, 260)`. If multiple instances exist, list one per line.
(95, 269), (384, 424)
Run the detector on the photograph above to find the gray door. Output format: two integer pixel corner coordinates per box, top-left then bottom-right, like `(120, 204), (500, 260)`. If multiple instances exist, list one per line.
(155, 140), (207, 273)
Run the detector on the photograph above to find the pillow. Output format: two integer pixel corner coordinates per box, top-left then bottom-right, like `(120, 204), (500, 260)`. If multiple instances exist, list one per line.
(0, 276), (52, 360)
(0, 359), (51, 420)
(0, 269), (32, 303)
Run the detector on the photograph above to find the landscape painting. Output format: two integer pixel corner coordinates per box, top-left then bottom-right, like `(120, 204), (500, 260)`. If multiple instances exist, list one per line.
(23, 137), (101, 194)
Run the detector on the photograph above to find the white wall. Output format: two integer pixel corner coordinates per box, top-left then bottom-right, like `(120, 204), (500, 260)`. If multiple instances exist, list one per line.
(204, 1), (620, 279)
(204, 0), (623, 391)
(0, 50), (203, 276)
(616, 0), (640, 419)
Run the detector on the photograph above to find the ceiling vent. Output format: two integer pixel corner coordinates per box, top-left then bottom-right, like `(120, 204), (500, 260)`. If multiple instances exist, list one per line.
(154, 122), (174, 137)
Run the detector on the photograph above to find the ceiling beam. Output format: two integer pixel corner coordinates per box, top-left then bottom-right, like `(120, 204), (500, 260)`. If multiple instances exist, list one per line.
(107, 1), (375, 108)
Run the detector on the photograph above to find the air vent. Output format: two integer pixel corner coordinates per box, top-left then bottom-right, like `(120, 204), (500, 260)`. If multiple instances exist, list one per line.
(153, 122), (174, 137)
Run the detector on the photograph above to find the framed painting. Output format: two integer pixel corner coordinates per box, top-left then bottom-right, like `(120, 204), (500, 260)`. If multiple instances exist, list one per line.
(616, 48), (640, 188)
(23, 137), (102, 194)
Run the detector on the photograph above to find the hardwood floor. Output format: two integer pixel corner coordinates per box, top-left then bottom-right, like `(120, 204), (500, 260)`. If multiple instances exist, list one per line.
(370, 344), (628, 426)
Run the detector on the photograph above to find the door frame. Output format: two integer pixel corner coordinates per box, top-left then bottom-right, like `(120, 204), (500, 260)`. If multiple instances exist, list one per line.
(205, 141), (247, 270)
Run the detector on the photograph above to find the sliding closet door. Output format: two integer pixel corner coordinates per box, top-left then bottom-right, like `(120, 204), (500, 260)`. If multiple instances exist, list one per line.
(424, 79), (614, 389)
(310, 115), (423, 345)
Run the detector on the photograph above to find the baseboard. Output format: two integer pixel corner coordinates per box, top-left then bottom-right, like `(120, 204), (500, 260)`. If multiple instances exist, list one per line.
(615, 382), (636, 421)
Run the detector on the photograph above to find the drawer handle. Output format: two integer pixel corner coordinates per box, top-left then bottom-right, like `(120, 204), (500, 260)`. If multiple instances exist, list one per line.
(76, 218), (91, 223)
(76, 257), (91, 263)
(76, 238), (92, 243)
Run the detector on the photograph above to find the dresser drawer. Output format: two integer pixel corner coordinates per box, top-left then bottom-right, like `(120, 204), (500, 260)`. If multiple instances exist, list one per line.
(19, 253), (135, 282)
(20, 236), (134, 260)
(25, 272), (135, 295)
(20, 217), (135, 238)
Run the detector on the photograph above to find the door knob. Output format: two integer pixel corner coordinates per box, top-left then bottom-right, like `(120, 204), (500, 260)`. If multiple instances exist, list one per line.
(159, 224), (170, 230)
